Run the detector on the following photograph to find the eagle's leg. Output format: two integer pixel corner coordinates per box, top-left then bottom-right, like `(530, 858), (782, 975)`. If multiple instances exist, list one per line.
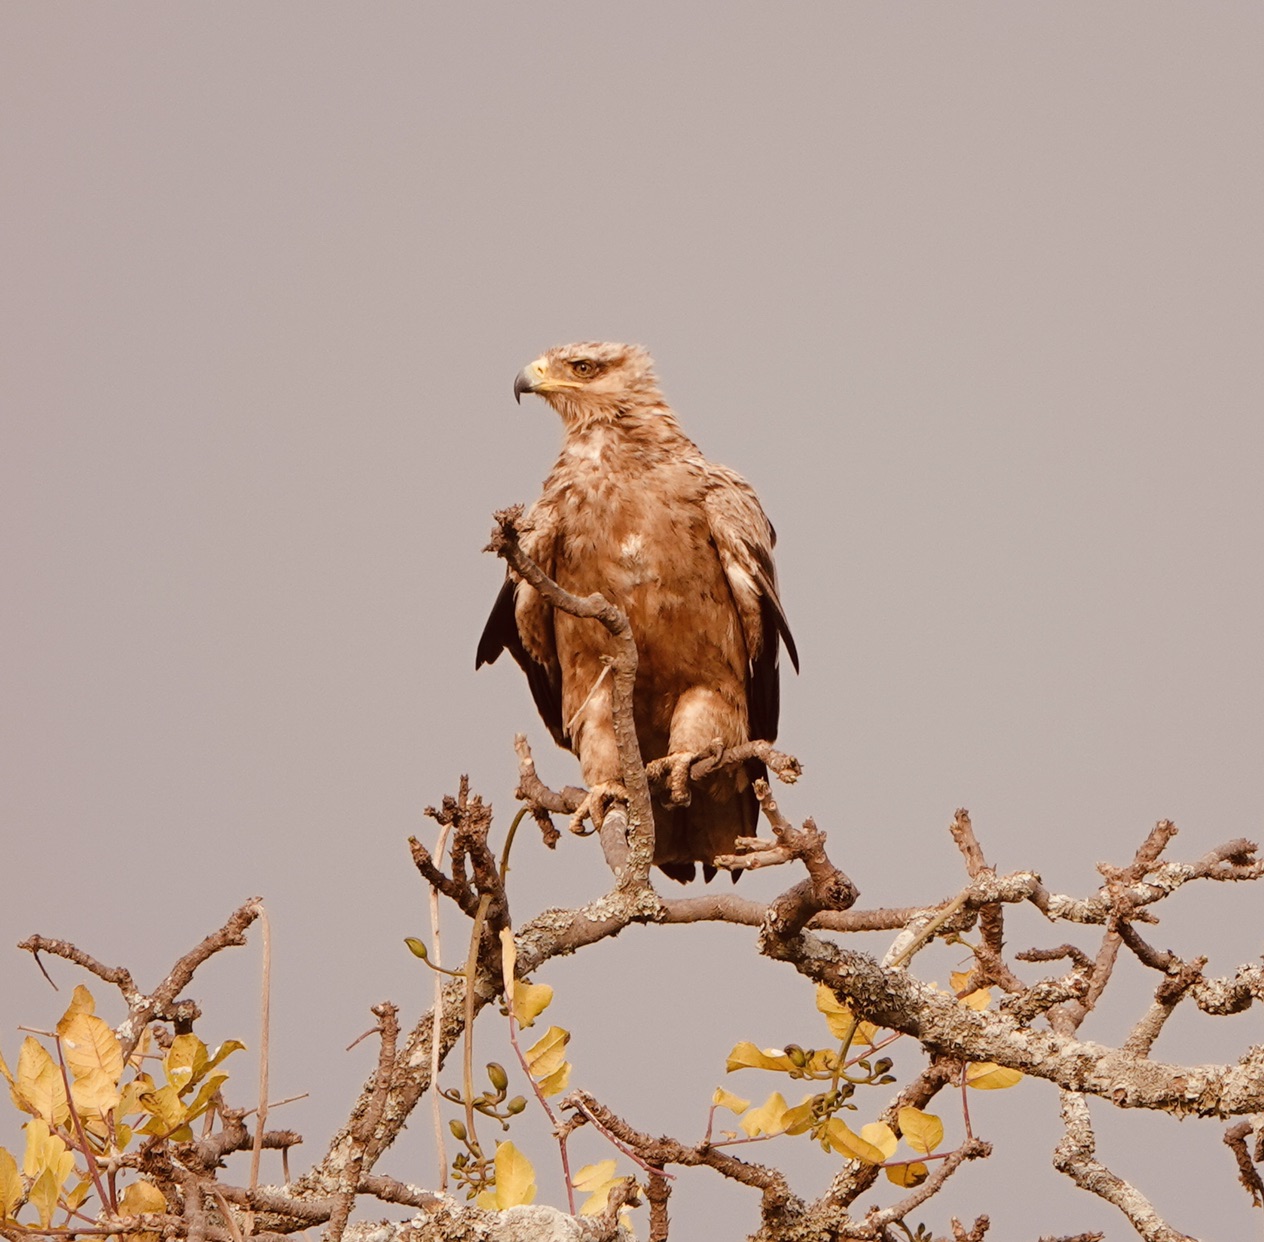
(568, 781), (630, 836)
(647, 738), (725, 806)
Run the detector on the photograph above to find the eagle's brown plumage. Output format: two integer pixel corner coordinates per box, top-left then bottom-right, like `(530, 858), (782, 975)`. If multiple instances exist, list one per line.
(477, 342), (798, 883)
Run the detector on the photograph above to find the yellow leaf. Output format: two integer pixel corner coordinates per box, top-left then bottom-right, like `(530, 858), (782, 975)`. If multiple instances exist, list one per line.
(0, 1046), (14, 1088)
(0, 1148), (22, 1220)
(815, 984), (856, 1041)
(60, 1014), (123, 1117)
(119, 1179), (167, 1215)
(965, 1062), (1023, 1090)
(12, 1038), (69, 1126)
(499, 928), (517, 994)
(512, 982), (554, 1028)
(780, 1097), (817, 1136)
(22, 1118), (51, 1178)
(203, 1040), (246, 1075)
(128, 1027), (153, 1071)
(573, 1159), (620, 1215)
(116, 1078), (150, 1120)
(525, 1027), (570, 1080)
(536, 1061), (571, 1098)
(814, 986), (879, 1044)
(886, 1162), (928, 1187)
(71, 1068), (122, 1117)
(56, 985), (97, 1034)
(573, 1159), (618, 1190)
(854, 1021), (880, 1047)
(82, 1111), (110, 1141)
(475, 1190), (497, 1210)
(65, 1177), (92, 1212)
(138, 1085), (190, 1139)
(740, 1091), (789, 1137)
(185, 1074), (228, 1122)
(897, 1106), (944, 1155)
(711, 1088), (749, 1115)
(949, 970), (992, 1010)
(725, 1041), (794, 1073)
(492, 1140), (536, 1208)
(824, 1118), (888, 1164)
(28, 1167), (59, 1229)
(163, 1035), (208, 1094)
(859, 1122), (898, 1160)
(724, 1040), (838, 1075)
(23, 1119), (74, 1189)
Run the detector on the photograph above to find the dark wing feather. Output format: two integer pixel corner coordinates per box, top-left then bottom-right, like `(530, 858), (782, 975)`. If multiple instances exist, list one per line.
(703, 468), (798, 746)
(751, 536), (799, 674)
(747, 591), (784, 744)
(476, 577), (566, 746)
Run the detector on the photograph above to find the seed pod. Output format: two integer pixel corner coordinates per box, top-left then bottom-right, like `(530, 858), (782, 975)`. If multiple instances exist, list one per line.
(404, 937), (429, 960)
(487, 1062), (509, 1092)
(449, 1119), (467, 1141)
(507, 1096), (528, 1115)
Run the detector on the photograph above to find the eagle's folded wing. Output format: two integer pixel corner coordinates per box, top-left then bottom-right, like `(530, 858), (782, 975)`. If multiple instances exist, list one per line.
(703, 465), (799, 744)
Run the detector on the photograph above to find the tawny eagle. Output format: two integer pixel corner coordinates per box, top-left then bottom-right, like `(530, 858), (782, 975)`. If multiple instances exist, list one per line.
(477, 342), (797, 882)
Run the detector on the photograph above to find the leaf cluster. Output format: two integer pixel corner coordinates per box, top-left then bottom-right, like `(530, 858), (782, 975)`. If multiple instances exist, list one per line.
(0, 985), (242, 1231)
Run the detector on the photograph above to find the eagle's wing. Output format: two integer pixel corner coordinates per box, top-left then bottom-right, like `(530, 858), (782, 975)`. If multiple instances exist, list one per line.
(475, 510), (566, 747)
(702, 465), (799, 744)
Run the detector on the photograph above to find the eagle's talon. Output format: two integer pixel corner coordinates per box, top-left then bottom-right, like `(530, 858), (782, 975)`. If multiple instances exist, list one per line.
(568, 781), (629, 835)
(649, 740), (728, 806)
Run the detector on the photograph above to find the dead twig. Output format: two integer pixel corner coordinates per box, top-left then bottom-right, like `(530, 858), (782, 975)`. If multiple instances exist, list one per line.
(21, 900), (262, 1059)
(327, 1003), (399, 1242)
(1223, 1120), (1264, 1208)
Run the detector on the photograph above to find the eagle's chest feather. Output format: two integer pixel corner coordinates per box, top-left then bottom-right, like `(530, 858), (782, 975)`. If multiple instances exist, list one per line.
(550, 431), (714, 607)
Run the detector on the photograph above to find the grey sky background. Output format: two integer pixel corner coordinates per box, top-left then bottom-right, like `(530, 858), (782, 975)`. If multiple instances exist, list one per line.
(3, 5), (1262, 1238)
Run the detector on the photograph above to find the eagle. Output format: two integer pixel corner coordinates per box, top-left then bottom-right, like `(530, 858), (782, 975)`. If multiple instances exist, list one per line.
(477, 342), (798, 883)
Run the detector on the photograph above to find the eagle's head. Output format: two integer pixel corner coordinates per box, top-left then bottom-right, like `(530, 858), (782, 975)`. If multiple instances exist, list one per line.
(514, 342), (663, 426)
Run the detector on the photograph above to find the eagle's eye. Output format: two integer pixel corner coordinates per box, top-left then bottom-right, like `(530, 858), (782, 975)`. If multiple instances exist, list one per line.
(570, 359), (595, 377)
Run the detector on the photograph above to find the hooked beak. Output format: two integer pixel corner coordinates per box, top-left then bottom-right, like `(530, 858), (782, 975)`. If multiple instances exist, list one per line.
(513, 358), (548, 404)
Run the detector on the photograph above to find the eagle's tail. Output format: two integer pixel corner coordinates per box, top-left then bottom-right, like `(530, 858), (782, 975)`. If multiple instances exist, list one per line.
(653, 756), (763, 884)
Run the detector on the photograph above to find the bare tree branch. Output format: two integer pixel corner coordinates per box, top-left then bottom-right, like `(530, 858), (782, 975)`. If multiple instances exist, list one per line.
(1053, 1092), (1197, 1242)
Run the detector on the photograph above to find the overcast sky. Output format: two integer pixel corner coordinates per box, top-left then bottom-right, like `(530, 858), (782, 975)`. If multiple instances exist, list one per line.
(3, 5), (1262, 1238)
